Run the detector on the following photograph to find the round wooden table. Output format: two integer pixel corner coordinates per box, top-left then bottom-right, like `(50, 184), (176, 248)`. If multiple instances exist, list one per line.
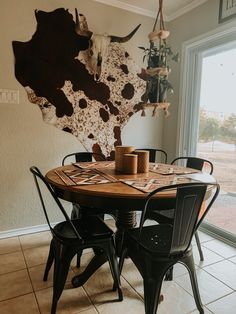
(46, 164), (178, 240)
(45, 163), (215, 287)
(45, 164), (179, 208)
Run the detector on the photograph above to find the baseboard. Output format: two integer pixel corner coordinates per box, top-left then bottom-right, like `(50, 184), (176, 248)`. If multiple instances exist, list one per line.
(0, 223), (51, 239)
(199, 224), (236, 248)
(0, 216), (113, 239)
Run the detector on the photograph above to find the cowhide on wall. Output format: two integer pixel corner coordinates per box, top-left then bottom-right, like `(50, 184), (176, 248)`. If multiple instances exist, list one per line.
(12, 8), (146, 159)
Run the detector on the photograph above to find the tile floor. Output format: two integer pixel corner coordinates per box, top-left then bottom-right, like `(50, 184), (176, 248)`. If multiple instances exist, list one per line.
(0, 219), (236, 314)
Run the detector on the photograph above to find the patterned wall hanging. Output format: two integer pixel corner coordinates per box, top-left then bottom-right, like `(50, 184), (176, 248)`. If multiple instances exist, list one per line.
(12, 8), (166, 158)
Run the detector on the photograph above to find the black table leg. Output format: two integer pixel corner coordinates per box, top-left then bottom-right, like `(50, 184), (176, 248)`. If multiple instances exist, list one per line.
(72, 250), (107, 287)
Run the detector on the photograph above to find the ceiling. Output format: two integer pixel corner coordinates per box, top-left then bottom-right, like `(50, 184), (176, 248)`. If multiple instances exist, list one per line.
(95, 0), (208, 21)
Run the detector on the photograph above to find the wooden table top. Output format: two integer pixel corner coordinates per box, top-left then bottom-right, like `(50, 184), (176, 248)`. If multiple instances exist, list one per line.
(45, 163), (216, 211)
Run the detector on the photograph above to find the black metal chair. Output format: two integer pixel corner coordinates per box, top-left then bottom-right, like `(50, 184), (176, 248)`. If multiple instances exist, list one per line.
(149, 156), (214, 263)
(119, 182), (219, 314)
(30, 166), (123, 314)
(62, 152), (113, 267)
(172, 157), (213, 261)
(171, 157), (213, 174)
(62, 151), (106, 166)
(138, 148), (168, 164)
(62, 152), (107, 220)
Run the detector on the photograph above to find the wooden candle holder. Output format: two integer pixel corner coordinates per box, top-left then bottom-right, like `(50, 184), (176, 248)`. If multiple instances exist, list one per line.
(115, 146), (134, 172)
(134, 150), (150, 173)
(123, 154), (138, 174)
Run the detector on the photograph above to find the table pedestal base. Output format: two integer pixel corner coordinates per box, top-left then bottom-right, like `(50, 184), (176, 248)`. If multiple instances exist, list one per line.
(115, 210), (137, 255)
(72, 251), (107, 287)
(71, 210), (137, 287)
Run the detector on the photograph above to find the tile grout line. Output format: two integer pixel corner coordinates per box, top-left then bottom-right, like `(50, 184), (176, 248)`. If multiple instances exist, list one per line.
(200, 244), (234, 259)
(202, 265), (236, 292)
(120, 273), (144, 301)
(19, 238), (43, 314)
(0, 236), (40, 309)
(172, 265), (235, 308)
(81, 283), (101, 313)
(204, 291), (236, 309)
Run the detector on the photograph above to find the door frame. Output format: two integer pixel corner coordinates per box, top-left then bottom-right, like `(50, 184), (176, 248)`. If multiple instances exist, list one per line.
(177, 21), (236, 244)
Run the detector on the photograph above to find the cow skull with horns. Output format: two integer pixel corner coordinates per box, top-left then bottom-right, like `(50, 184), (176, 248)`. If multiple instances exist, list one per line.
(75, 9), (141, 80)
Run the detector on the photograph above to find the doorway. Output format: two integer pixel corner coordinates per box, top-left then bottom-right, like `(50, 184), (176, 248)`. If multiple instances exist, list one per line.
(177, 24), (236, 243)
(198, 49), (236, 238)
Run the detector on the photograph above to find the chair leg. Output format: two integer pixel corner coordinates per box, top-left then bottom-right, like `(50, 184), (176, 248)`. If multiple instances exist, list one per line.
(165, 266), (173, 281)
(195, 231), (204, 261)
(76, 250), (83, 268)
(143, 277), (163, 314)
(140, 255), (169, 314)
(43, 240), (54, 281)
(112, 244), (127, 293)
(182, 252), (204, 314)
(118, 246), (127, 274)
(71, 204), (80, 219)
(71, 204), (83, 268)
(105, 240), (123, 301)
(51, 243), (76, 314)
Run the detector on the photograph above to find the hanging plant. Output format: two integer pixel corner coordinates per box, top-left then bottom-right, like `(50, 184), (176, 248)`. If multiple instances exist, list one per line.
(139, 0), (179, 115)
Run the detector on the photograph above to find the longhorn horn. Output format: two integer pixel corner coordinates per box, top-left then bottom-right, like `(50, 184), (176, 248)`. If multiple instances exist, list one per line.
(75, 8), (93, 38)
(34, 9), (40, 20)
(110, 24), (141, 43)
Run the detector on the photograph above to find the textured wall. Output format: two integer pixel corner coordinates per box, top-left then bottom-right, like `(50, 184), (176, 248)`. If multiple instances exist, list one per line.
(0, 0), (164, 233)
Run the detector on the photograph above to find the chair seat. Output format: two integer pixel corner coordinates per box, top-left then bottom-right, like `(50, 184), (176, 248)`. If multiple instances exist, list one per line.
(127, 224), (173, 255)
(54, 216), (113, 242)
(148, 209), (174, 223)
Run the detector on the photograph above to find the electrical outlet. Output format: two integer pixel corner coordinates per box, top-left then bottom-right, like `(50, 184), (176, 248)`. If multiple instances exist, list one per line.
(0, 89), (19, 104)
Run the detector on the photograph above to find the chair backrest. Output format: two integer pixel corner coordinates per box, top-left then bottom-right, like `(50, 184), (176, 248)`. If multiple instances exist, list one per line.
(62, 152), (106, 166)
(171, 157), (213, 174)
(138, 148), (168, 163)
(139, 182), (219, 255)
(30, 166), (82, 240)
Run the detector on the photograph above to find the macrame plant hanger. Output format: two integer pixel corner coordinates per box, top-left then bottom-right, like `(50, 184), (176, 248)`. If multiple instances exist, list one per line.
(141, 0), (171, 118)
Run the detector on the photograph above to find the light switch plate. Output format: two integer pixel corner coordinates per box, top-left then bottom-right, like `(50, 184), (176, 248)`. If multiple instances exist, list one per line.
(0, 89), (19, 104)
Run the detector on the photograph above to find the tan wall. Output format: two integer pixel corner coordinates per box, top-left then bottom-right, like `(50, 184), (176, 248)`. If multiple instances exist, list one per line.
(0, 0), (165, 233)
(162, 0), (223, 161)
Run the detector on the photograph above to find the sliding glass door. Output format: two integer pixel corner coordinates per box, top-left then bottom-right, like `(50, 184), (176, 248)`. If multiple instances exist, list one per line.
(197, 49), (236, 238)
(177, 24), (236, 243)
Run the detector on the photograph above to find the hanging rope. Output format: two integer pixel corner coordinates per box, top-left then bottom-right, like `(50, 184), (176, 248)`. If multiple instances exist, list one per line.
(152, 0), (165, 32)
(159, 0), (165, 30)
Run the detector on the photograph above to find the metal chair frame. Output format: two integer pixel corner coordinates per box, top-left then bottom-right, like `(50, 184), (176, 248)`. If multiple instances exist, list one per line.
(119, 182), (220, 314)
(171, 156), (214, 261)
(139, 148), (168, 164)
(30, 166), (122, 314)
(171, 156), (213, 174)
(62, 151), (106, 166)
(62, 151), (112, 267)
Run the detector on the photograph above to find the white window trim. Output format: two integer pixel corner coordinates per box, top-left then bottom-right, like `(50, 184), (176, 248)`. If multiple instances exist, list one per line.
(177, 21), (236, 157)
